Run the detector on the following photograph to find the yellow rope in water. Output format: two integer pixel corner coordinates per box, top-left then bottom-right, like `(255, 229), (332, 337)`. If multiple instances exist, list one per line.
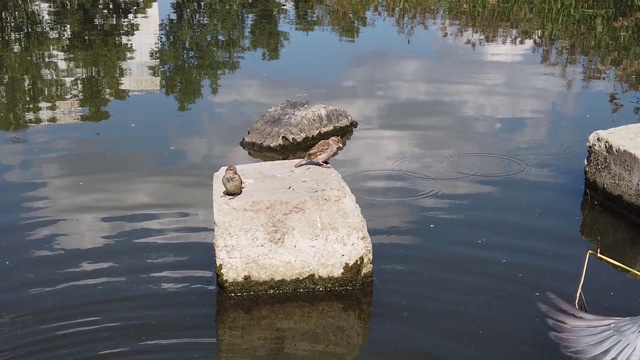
(590, 249), (640, 277)
(574, 247), (640, 309)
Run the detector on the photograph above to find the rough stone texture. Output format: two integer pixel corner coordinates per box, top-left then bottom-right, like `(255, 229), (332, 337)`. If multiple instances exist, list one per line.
(585, 124), (640, 215)
(240, 100), (357, 161)
(212, 160), (373, 295)
(216, 288), (371, 359)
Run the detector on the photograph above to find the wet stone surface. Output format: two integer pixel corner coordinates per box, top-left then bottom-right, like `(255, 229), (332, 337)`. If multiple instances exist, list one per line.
(240, 100), (358, 161)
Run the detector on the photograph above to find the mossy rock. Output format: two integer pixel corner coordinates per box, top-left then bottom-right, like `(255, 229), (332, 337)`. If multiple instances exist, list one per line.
(215, 256), (373, 296)
(240, 100), (358, 161)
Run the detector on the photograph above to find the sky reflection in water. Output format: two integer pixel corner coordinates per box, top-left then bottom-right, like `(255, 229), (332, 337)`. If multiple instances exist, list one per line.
(1, 1), (640, 359)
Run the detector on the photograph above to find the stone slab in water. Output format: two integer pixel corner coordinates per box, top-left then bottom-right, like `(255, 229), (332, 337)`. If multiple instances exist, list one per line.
(240, 101), (357, 159)
(585, 123), (640, 216)
(212, 160), (373, 295)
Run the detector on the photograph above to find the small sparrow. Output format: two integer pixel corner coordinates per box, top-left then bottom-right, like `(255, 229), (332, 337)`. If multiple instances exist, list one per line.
(295, 136), (343, 168)
(222, 165), (243, 198)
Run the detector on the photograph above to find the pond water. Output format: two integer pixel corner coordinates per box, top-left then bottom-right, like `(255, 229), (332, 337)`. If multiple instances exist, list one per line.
(2, 1), (640, 359)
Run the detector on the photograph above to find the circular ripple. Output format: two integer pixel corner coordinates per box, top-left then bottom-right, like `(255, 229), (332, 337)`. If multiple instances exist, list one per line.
(513, 154), (582, 177)
(390, 155), (478, 181)
(559, 138), (587, 158)
(506, 142), (548, 156)
(505, 139), (586, 179)
(444, 153), (529, 178)
(342, 169), (441, 201)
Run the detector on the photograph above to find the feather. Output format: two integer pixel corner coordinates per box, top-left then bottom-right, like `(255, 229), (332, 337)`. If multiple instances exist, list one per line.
(538, 292), (640, 360)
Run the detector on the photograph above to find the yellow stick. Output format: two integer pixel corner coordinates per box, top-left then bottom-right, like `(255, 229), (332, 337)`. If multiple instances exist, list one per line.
(574, 247), (640, 309)
(575, 250), (591, 308)
(590, 249), (640, 277)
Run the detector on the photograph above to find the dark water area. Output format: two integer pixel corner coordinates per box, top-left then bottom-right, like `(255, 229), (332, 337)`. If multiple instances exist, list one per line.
(2, 0), (640, 359)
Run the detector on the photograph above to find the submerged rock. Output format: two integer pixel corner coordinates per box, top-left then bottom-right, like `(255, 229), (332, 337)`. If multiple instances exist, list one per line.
(240, 101), (357, 161)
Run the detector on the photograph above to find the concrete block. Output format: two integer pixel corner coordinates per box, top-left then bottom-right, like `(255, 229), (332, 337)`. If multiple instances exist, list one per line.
(585, 124), (640, 213)
(212, 160), (373, 295)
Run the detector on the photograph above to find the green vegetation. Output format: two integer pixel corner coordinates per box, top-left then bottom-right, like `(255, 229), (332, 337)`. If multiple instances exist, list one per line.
(215, 256), (373, 295)
(345, 0), (640, 111)
(1, 0), (639, 130)
(0, 0), (153, 130)
(153, 0), (289, 111)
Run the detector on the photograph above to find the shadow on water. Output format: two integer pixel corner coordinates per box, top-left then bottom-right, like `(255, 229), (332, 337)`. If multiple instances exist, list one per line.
(580, 189), (640, 275)
(2, 0), (640, 130)
(216, 287), (372, 359)
(243, 128), (355, 161)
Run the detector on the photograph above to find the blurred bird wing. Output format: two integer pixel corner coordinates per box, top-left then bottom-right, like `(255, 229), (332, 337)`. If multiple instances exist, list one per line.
(538, 292), (640, 360)
(305, 140), (332, 159)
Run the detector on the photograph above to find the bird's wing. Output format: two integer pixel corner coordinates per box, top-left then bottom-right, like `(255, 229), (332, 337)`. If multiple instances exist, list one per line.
(304, 140), (331, 160)
(538, 292), (640, 360)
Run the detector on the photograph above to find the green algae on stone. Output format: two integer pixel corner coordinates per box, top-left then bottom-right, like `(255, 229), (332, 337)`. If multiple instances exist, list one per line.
(239, 100), (358, 161)
(215, 256), (373, 295)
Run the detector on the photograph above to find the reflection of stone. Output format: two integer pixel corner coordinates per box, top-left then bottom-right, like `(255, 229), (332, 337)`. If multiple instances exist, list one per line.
(580, 189), (640, 272)
(217, 287), (372, 360)
(240, 101), (358, 161)
(212, 160), (373, 295)
(584, 124), (640, 220)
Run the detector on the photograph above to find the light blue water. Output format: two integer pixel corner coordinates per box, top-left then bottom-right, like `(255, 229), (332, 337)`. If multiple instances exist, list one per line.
(1, 1), (640, 359)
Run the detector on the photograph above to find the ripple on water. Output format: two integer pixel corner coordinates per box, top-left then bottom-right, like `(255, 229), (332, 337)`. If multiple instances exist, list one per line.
(559, 138), (587, 158)
(390, 155), (477, 181)
(390, 152), (529, 181)
(507, 140), (586, 180)
(342, 169), (442, 202)
(441, 153), (529, 178)
(513, 154), (581, 178)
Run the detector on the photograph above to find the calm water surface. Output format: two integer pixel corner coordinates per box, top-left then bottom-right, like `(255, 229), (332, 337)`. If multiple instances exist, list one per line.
(2, 1), (640, 359)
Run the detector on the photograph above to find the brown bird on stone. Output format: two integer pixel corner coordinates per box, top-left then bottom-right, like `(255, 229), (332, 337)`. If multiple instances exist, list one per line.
(294, 136), (343, 168)
(222, 165), (243, 198)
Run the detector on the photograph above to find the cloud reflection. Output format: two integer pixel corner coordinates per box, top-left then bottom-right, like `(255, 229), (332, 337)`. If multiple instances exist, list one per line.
(62, 261), (118, 272)
(204, 32), (585, 243)
(4, 150), (212, 252)
(30, 277), (126, 294)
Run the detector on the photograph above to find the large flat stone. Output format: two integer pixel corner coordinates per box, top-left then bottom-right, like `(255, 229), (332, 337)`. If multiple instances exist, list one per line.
(212, 160), (373, 295)
(585, 124), (640, 214)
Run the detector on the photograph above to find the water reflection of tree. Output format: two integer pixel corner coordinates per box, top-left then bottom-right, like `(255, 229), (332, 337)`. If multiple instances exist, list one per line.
(335, 0), (640, 115)
(154, 0), (290, 111)
(3, 0), (640, 129)
(0, 0), (153, 130)
(287, 0), (640, 114)
(0, 1), (64, 130)
(50, 0), (155, 122)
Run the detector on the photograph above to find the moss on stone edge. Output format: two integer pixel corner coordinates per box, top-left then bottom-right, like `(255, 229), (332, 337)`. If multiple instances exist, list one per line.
(241, 126), (356, 161)
(215, 256), (373, 296)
